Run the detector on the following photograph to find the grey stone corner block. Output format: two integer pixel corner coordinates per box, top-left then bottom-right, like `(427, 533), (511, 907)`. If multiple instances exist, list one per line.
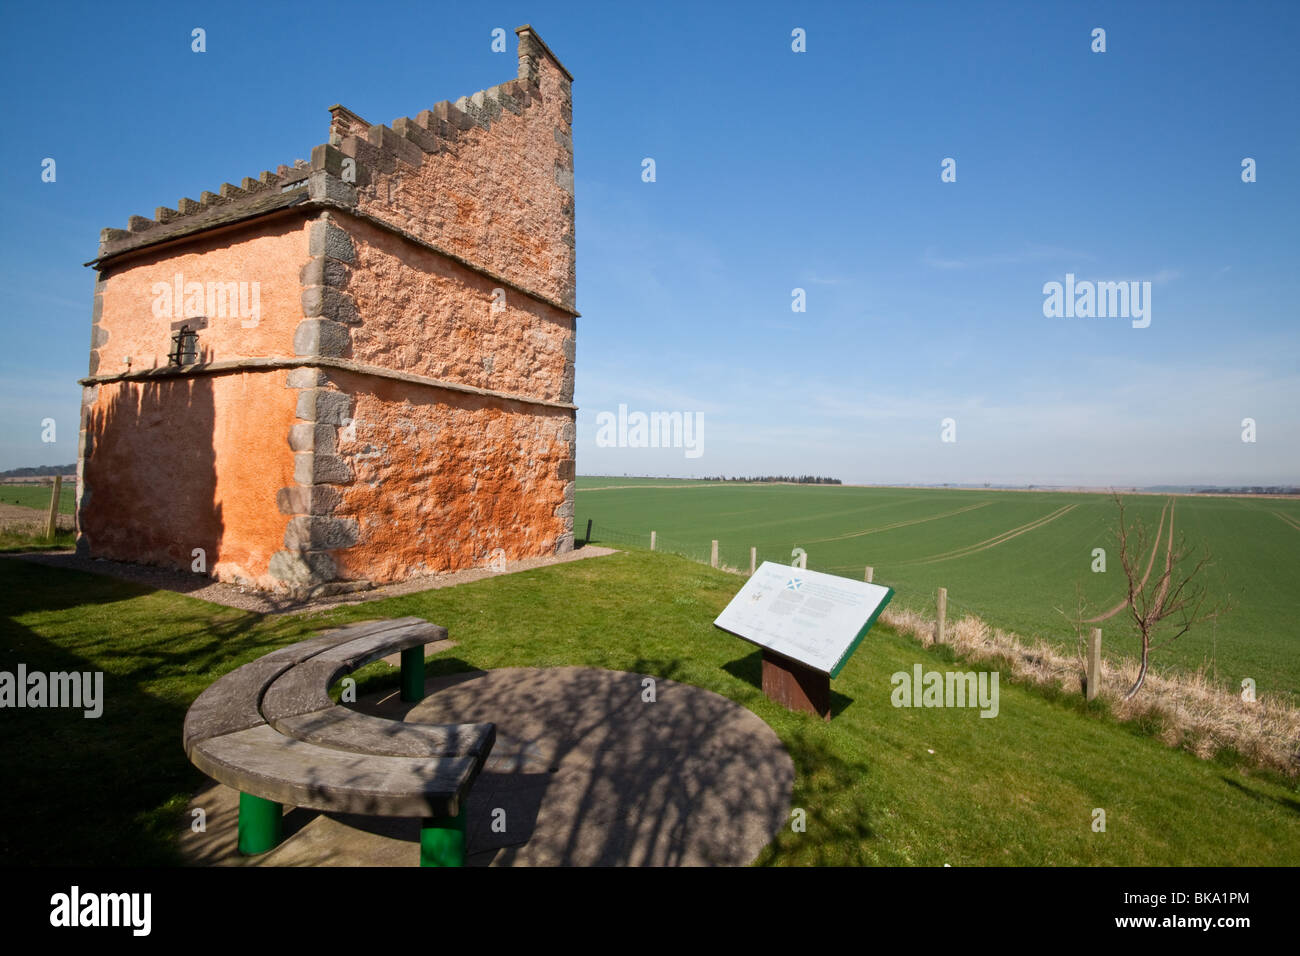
(295, 452), (354, 486)
(284, 516), (361, 551)
(300, 255), (351, 290)
(308, 169), (358, 206)
(288, 422), (338, 454)
(554, 165), (575, 194)
(293, 319), (352, 358)
(276, 484), (343, 517)
(269, 549), (338, 586)
(310, 142), (346, 176)
(286, 367), (328, 389)
(295, 388), (353, 425)
(288, 422), (315, 452)
(308, 218), (356, 263)
(301, 286), (361, 325)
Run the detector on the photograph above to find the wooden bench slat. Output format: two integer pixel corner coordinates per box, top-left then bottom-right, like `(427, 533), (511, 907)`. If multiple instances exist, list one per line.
(310, 622), (449, 664)
(191, 724), (478, 818)
(273, 708), (496, 761)
(260, 622), (449, 723)
(183, 617), (496, 844)
(183, 658), (294, 755)
(183, 618), (437, 752)
(260, 617), (431, 663)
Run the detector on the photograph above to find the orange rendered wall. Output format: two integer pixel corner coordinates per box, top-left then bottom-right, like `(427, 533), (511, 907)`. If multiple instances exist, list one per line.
(326, 369), (572, 583)
(345, 217), (573, 402)
(92, 218), (312, 374)
(80, 371), (297, 586)
(354, 58), (575, 307)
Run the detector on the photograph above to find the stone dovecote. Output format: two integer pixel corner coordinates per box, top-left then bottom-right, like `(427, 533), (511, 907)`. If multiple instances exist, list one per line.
(78, 25), (577, 597)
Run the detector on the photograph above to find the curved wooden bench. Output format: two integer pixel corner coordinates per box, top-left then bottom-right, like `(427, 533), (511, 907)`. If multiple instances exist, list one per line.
(183, 617), (495, 866)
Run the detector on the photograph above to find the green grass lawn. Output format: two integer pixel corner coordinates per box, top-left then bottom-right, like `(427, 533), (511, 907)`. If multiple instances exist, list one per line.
(577, 479), (1300, 700)
(0, 483), (75, 514)
(1, 550), (1297, 866)
(0, 529), (75, 552)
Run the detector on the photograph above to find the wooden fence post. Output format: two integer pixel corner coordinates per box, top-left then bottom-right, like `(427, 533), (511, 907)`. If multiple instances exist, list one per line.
(584, 518), (592, 546)
(710, 539), (718, 568)
(1087, 628), (1102, 701)
(935, 587), (947, 645)
(45, 475), (62, 540)
(864, 565), (874, 583)
(749, 547), (756, 576)
(650, 530), (656, 551)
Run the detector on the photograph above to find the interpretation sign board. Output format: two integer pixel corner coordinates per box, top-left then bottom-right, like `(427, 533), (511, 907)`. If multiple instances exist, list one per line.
(714, 562), (894, 717)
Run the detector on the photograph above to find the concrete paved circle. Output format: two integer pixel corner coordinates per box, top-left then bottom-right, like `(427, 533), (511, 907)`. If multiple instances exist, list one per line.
(181, 666), (794, 866)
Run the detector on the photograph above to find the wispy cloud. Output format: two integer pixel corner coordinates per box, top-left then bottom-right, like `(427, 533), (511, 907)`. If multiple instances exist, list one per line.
(923, 244), (1093, 271)
(802, 272), (854, 286)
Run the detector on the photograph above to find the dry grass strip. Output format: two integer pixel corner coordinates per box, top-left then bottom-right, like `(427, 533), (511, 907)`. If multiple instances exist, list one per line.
(881, 604), (1300, 777)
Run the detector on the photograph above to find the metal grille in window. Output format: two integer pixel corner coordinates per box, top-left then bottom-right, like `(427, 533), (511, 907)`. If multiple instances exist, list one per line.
(168, 325), (198, 366)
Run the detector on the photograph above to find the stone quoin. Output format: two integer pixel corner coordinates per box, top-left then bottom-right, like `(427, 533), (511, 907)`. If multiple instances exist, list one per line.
(76, 26), (577, 597)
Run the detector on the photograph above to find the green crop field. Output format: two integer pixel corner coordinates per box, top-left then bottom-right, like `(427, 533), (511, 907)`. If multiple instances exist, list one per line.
(0, 483), (74, 514)
(576, 479), (1300, 701)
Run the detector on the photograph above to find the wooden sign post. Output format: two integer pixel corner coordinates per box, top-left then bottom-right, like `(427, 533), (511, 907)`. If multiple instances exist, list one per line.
(761, 649), (832, 718)
(714, 562), (894, 720)
(45, 475), (62, 540)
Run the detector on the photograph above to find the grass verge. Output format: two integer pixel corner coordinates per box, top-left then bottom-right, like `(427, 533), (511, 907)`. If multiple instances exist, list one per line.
(1, 550), (1297, 865)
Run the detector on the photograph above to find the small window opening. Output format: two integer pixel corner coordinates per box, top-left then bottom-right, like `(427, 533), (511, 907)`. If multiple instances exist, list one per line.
(169, 325), (199, 366)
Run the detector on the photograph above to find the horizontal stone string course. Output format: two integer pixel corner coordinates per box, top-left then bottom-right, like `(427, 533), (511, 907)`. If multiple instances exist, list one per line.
(76, 356), (579, 411)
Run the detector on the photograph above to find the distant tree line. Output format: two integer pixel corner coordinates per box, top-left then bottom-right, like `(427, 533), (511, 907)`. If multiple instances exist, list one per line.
(0, 464), (75, 478)
(698, 475), (842, 485)
(1192, 486), (1300, 496)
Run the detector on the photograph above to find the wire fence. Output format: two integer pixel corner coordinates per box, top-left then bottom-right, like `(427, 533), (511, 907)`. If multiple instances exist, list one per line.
(581, 520), (1014, 633)
(584, 522), (824, 574)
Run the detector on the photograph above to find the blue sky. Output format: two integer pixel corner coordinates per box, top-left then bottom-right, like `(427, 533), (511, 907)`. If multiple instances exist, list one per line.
(1, 0), (1296, 485)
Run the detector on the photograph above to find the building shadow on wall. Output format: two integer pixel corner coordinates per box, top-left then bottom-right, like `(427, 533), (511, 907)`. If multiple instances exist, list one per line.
(83, 369), (224, 589)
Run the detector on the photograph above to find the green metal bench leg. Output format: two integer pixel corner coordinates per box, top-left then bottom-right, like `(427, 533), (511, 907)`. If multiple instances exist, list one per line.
(400, 646), (425, 702)
(238, 792), (282, 855)
(420, 805), (467, 867)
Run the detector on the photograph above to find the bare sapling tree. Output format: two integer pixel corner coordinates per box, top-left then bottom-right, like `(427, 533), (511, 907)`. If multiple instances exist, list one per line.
(1055, 582), (1092, 689)
(1111, 492), (1228, 700)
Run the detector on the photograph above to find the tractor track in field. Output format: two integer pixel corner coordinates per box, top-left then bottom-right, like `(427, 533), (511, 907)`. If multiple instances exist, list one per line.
(898, 503), (1079, 566)
(803, 500), (994, 545)
(1084, 498), (1174, 623)
(1272, 510), (1300, 533)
